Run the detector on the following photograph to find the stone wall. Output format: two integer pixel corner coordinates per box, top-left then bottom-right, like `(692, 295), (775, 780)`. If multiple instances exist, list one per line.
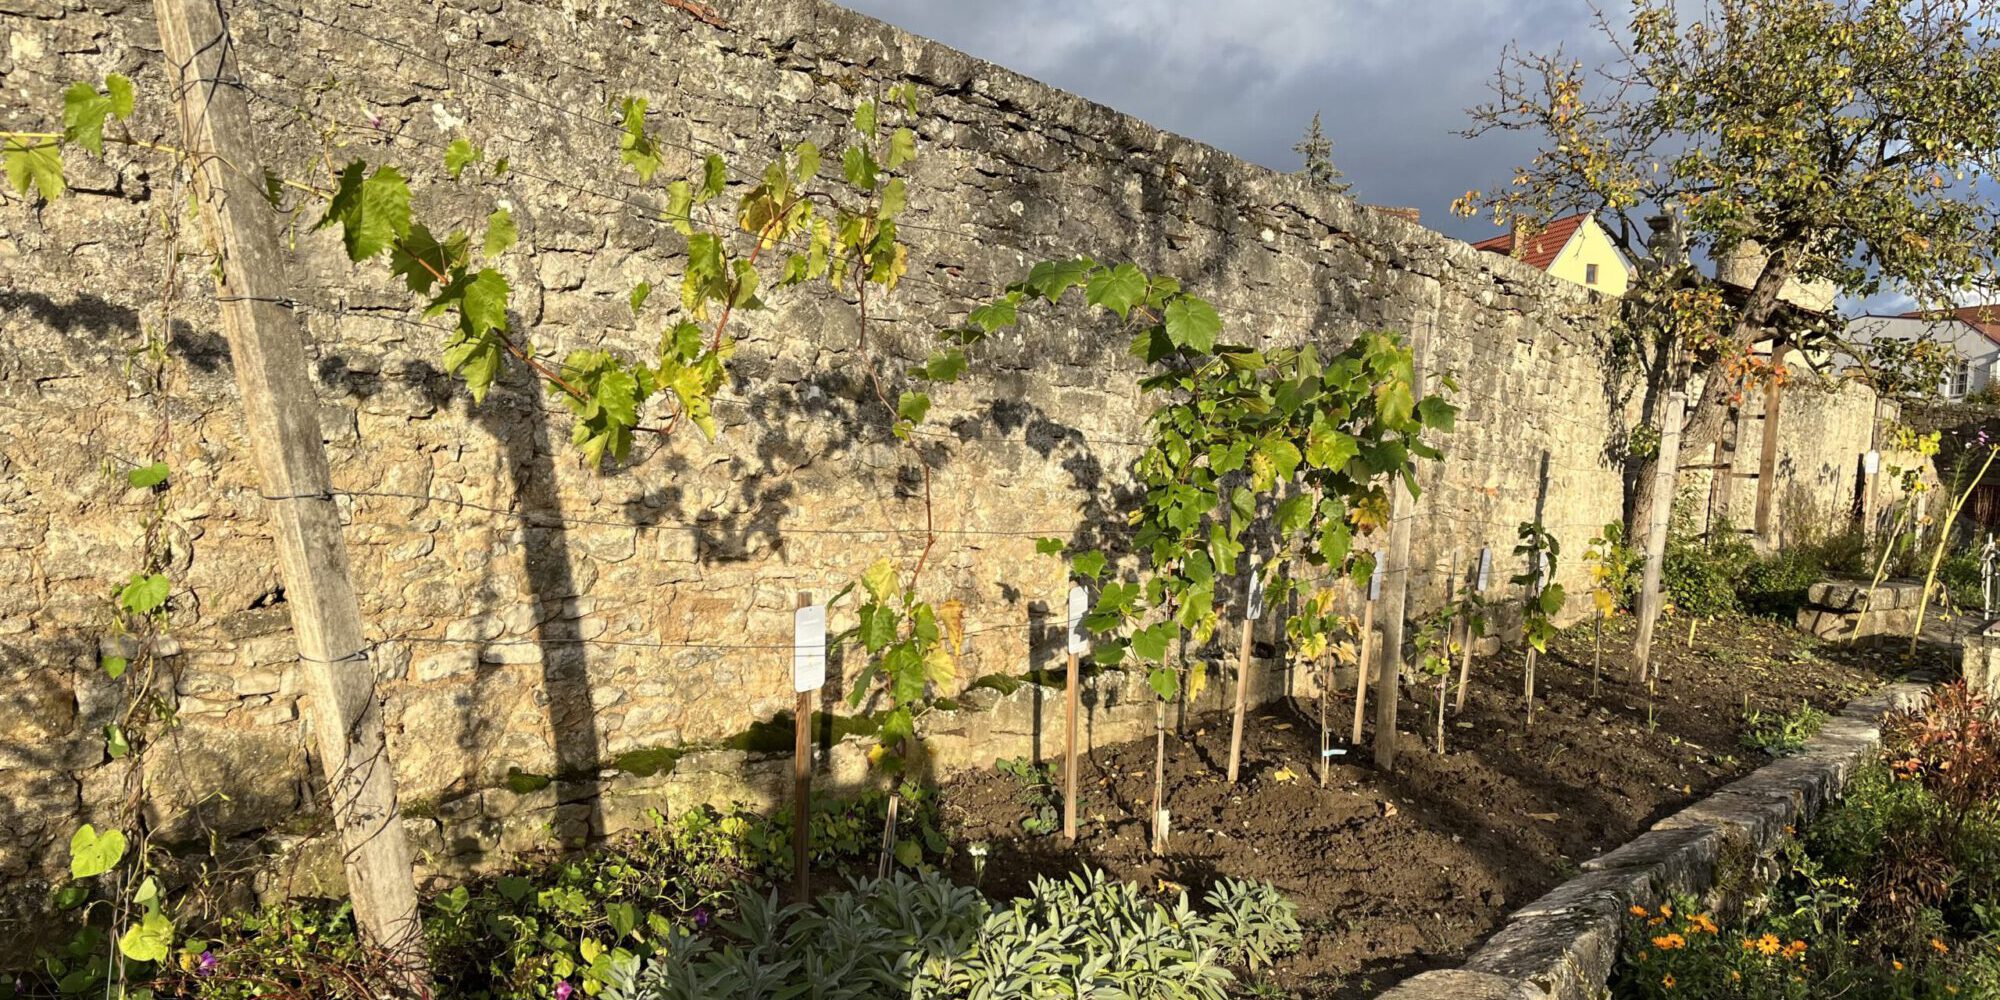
(0, 0), (1878, 912)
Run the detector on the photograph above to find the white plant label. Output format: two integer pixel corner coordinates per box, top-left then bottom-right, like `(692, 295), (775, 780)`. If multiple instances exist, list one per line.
(1863, 450), (1881, 475)
(1246, 568), (1267, 621)
(793, 604), (827, 693)
(1476, 547), (1492, 592)
(1066, 585), (1089, 655)
(1368, 552), (1385, 601)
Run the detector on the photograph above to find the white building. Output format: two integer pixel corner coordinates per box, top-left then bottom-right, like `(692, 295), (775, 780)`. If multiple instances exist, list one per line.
(1846, 307), (2000, 400)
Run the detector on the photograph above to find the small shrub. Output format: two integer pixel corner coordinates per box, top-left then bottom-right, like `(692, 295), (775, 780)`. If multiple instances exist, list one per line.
(1740, 701), (1829, 756)
(604, 868), (1301, 1000)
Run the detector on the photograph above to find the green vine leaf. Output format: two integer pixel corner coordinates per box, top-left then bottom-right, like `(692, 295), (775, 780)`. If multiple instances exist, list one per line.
(4, 137), (63, 202)
(1034, 537), (1065, 556)
(68, 824), (127, 879)
(104, 74), (134, 119)
(842, 145), (879, 190)
(885, 127), (916, 170)
(617, 97), (662, 182)
(1163, 296), (1221, 352)
(853, 100), (877, 137)
(1085, 263), (1146, 319)
(104, 723), (130, 760)
(126, 462), (169, 488)
(696, 154), (726, 204)
(861, 559), (899, 604)
(444, 138), (482, 179)
(315, 161), (412, 262)
(118, 573), (169, 616)
(117, 911), (173, 964)
(483, 207), (517, 257)
(629, 281), (652, 315)
(101, 655), (127, 680)
(1071, 550), (1109, 582)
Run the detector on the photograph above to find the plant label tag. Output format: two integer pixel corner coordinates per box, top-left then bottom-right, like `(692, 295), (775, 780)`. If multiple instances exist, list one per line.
(1863, 450), (1880, 475)
(1246, 569), (1266, 621)
(1368, 552), (1385, 601)
(793, 605), (826, 693)
(1067, 585), (1089, 655)
(1476, 547), (1492, 592)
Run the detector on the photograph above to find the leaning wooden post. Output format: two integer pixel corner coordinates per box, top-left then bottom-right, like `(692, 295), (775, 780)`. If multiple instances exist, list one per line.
(153, 0), (425, 976)
(1633, 391), (1687, 678)
(1350, 554), (1382, 746)
(1454, 547), (1489, 714)
(1063, 584), (1087, 841)
(1226, 566), (1266, 785)
(791, 593), (823, 903)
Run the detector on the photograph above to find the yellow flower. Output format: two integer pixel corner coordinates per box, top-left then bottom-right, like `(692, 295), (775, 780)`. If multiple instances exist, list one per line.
(1933, 938), (1951, 955)
(1660, 903), (1674, 917)
(1781, 939), (1807, 960)
(1652, 933), (1687, 951)
(1894, 960), (1905, 971)
(1662, 974), (1676, 989)
(1629, 905), (1651, 918)
(1754, 933), (1782, 956)
(1690, 914), (1718, 935)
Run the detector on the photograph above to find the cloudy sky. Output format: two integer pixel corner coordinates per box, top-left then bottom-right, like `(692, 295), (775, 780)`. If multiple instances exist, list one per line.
(841, 0), (1616, 246)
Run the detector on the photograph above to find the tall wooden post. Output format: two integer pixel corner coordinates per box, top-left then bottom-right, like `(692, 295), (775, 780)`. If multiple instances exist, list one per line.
(1063, 584), (1086, 842)
(1633, 391), (1687, 677)
(1374, 327), (1427, 772)
(1754, 364), (1784, 538)
(792, 592), (817, 903)
(1226, 567), (1263, 785)
(153, 0), (425, 975)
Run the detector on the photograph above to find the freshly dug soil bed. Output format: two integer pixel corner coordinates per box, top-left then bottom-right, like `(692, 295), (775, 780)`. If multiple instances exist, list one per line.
(937, 615), (1929, 998)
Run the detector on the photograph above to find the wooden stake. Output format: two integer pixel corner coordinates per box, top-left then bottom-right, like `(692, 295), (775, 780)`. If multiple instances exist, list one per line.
(1634, 391), (1687, 677)
(877, 791), (900, 879)
(1350, 597), (1376, 746)
(1151, 699), (1168, 855)
(1591, 613), (1603, 698)
(1523, 647), (1538, 727)
(1318, 650), (1332, 786)
(1227, 622), (1254, 784)
(792, 592), (814, 904)
(153, 0), (424, 976)
(1064, 646), (1080, 840)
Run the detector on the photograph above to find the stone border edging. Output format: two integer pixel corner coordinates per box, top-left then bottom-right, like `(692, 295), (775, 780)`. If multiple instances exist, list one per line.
(1374, 676), (1936, 1000)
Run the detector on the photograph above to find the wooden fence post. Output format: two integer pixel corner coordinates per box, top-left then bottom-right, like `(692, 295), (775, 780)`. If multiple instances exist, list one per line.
(1633, 391), (1688, 676)
(152, 0), (425, 978)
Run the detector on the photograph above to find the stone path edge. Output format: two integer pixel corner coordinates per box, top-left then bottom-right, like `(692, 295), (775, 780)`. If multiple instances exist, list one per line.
(1373, 675), (1936, 1000)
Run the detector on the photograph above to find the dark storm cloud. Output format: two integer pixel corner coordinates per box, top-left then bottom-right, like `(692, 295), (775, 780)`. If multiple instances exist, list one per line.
(838, 0), (1620, 243)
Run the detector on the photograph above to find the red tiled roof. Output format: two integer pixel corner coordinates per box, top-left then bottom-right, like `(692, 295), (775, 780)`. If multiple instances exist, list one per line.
(1470, 213), (1590, 271)
(1898, 305), (2000, 347)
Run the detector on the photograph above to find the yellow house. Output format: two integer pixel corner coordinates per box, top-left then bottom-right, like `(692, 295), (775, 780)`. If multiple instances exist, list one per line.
(1471, 213), (1632, 295)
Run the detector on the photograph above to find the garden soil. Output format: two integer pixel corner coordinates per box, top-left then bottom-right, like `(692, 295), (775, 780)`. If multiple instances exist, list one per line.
(937, 615), (1937, 998)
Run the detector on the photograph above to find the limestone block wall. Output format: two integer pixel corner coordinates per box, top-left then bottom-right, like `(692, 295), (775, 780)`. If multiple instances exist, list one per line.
(0, 0), (1877, 910)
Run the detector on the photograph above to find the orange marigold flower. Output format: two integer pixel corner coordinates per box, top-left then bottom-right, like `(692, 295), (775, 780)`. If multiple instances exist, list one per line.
(1894, 960), (1906, 971)
(1652, 933), (1687, 951)
(1660, 903), (1674, 917)
(1781, 939), (1807, 960)
(1755, 933), (1783, 956)
(1690, 914), (1718, 934)
(1630, 905), (1651, 918)
(1932, 938), (1950, 955)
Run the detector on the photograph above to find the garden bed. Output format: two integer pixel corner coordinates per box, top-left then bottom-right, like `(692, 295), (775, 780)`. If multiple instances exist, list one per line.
(936, 615), (1919, 998)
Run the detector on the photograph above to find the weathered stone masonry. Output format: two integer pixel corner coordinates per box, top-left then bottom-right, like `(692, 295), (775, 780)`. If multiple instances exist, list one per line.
(0, 0), (1875, 912)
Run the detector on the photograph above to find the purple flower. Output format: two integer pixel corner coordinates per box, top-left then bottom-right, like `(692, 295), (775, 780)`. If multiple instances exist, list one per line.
(195, 951), (219, 977)
(369, 114), (384, 130)
(554, 981), (573, 1000)
(692, 906), (711, 930)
